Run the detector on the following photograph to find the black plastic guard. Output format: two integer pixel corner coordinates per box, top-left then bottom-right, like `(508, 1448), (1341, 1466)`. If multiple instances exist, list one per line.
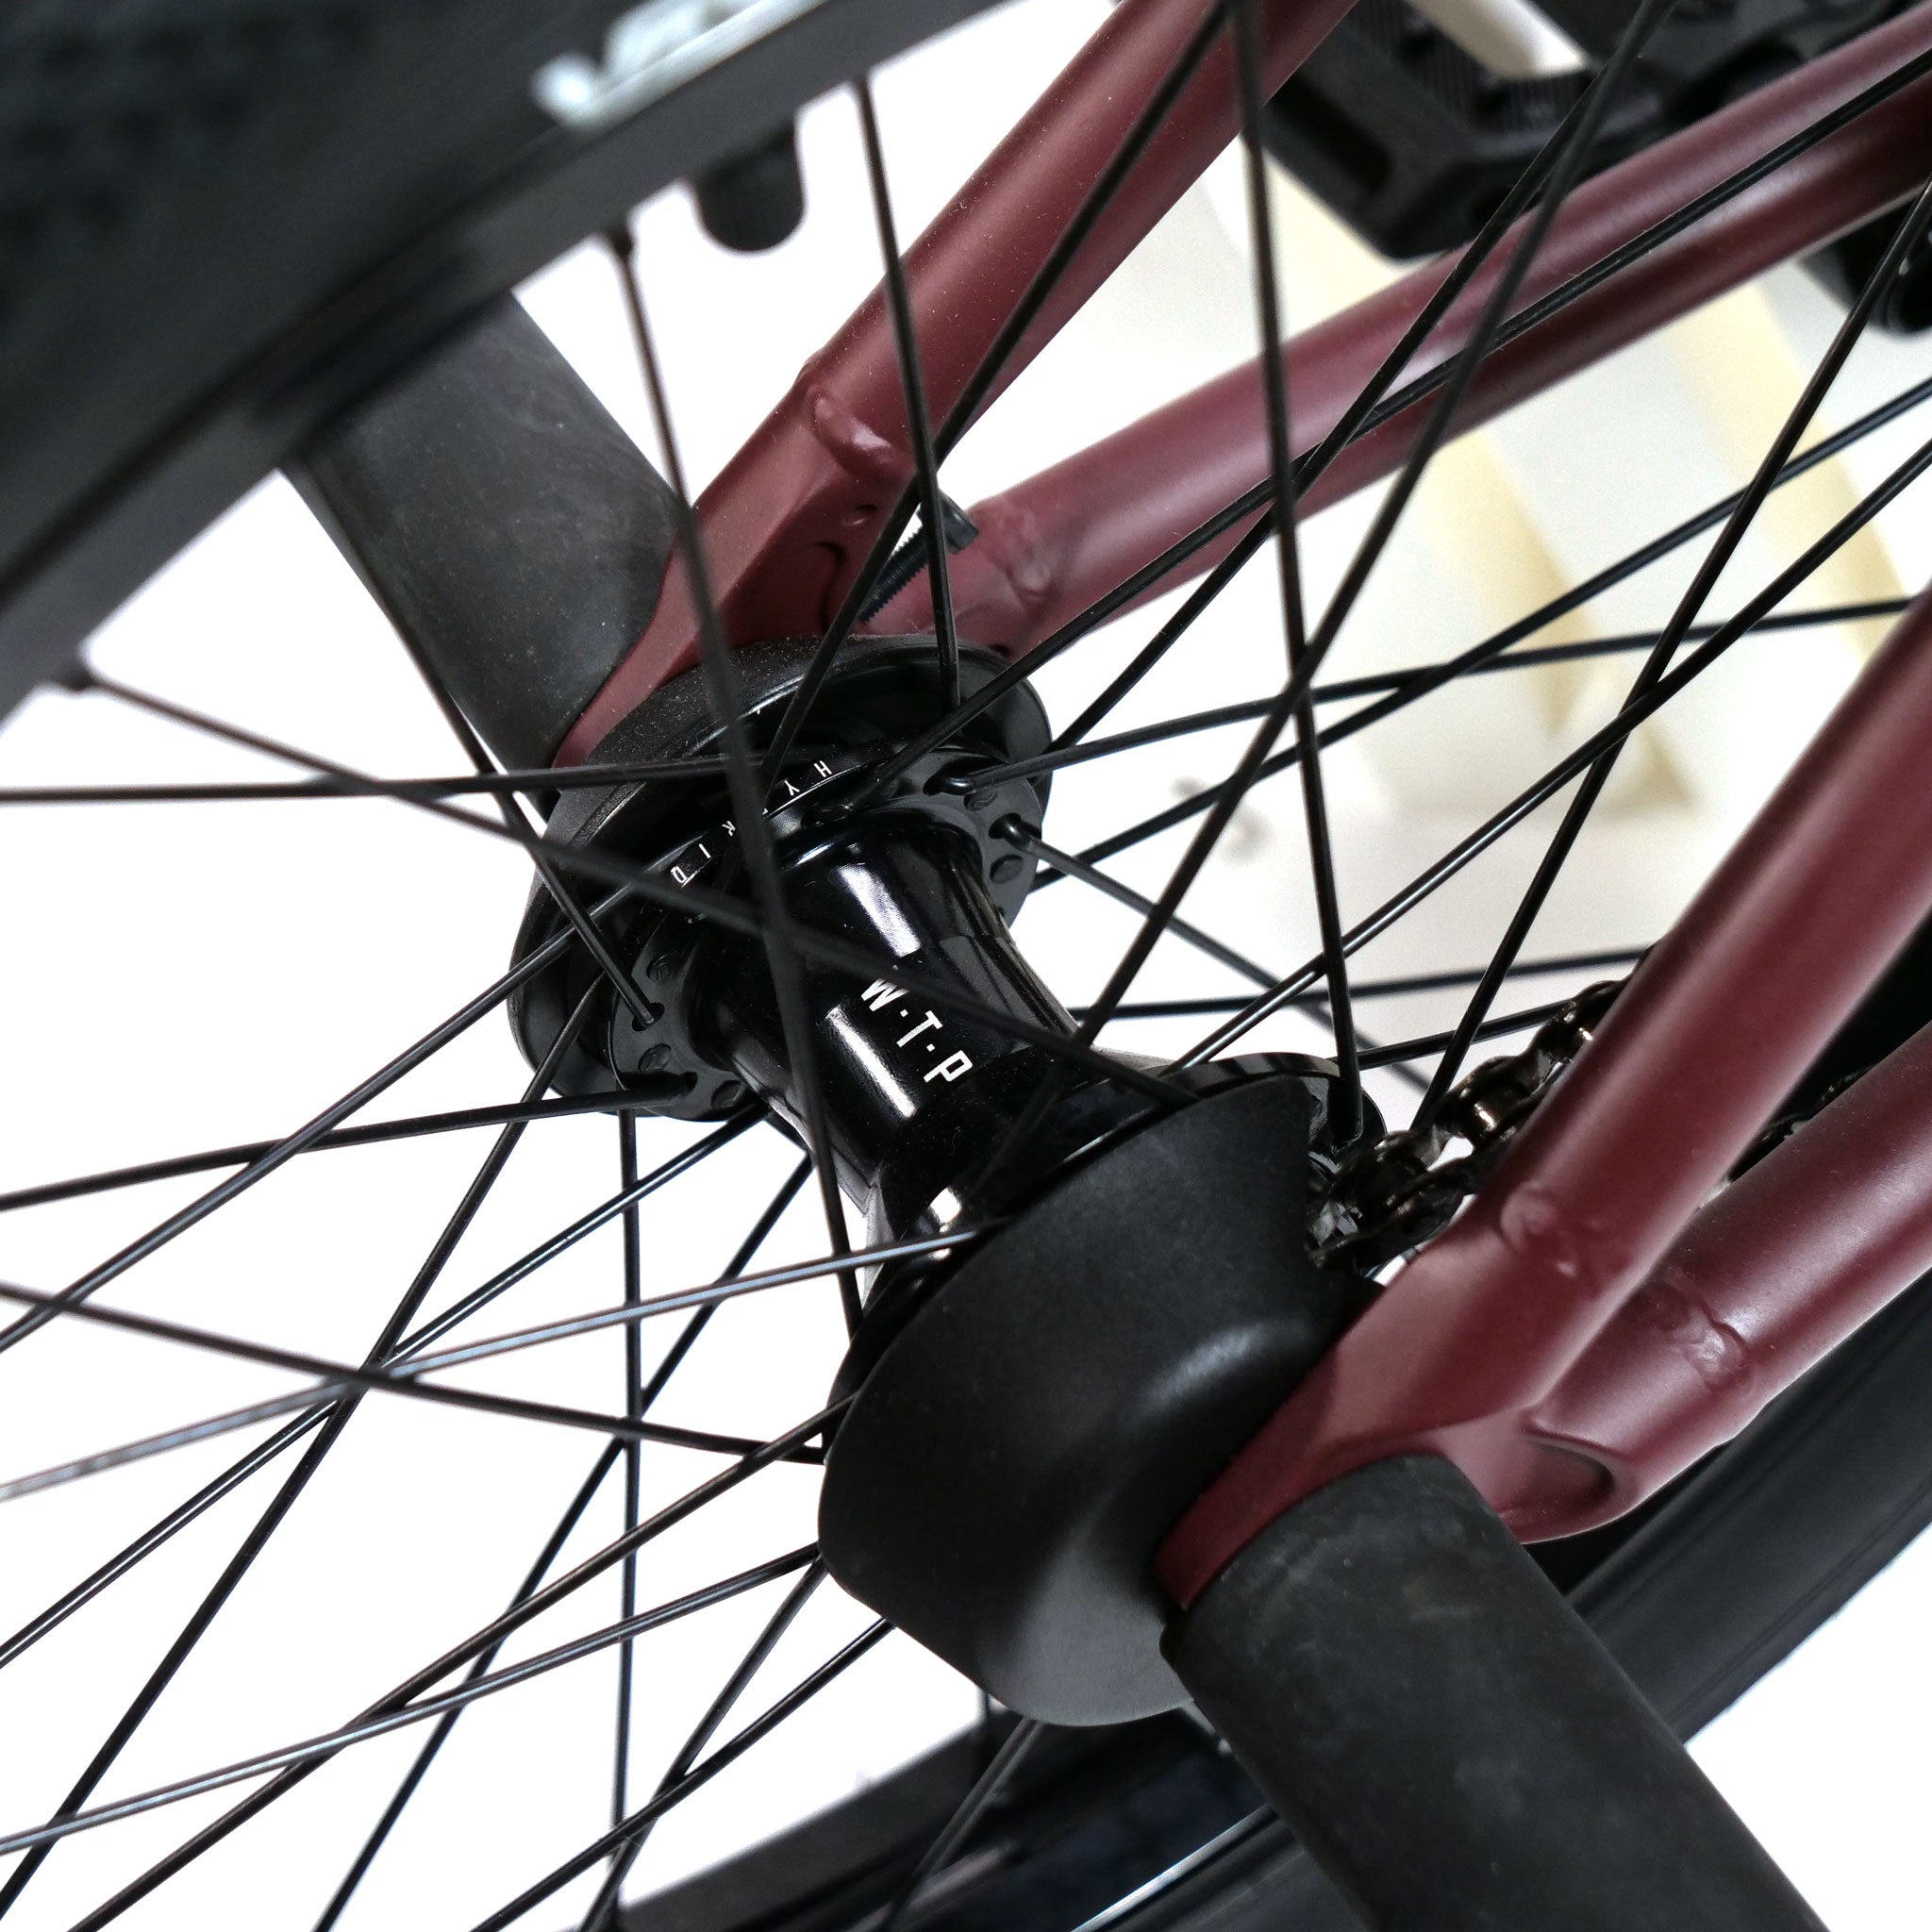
(821, 1073), (1352, 1727)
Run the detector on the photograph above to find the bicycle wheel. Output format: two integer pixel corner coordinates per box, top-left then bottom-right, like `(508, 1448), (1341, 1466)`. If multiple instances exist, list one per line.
(5, 1), (1932, 1926)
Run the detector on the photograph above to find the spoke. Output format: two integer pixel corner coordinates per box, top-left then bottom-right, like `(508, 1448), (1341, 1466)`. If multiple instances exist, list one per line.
(0, 1091), (659, 1217)
(0, 1390), (337, 1506)
(758, 0), (1236, 790)
(1061, 370), (1932, 880)
(89, 666), (1184, 1108)
(1310, 599), (1908, 707)
(0, 1410), (324, 1675)
(64, 1402), (843, 1931)
(1233, 0), (1358, 1135)
(1001, 824), (1277, 987)
(857, 75), (960, 712)
(0, 1548), (817, 1862)
(612, 231), (876, 1330)
(0, 991), (597, 1914)
(393, 1111), (760, 1357)
(312, 1443), (623, 1932)
(1357, 996), (1576, 1069)
(467, 1621), (892, 1932)
(0, 753), (797, 808)
(611, 1117), (644, 1849)
(1049, 526), (1278, 758)
(386, 580), (666, 1041)
(577, 1558), (829, 1927)
(965, 599), (1905, 791)
(1422, 169), (1932, 1110)
(394, 1224), (997, 1380)
(876, 1717), (1045, 1932)
(0, 1276), (817, 1489)
(639, 1156), (813, 1414)
(1176, 426), (1932, 1064)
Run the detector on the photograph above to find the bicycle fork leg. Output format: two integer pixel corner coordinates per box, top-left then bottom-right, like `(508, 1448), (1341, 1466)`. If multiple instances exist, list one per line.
(1165, 1457), (1824, 1931)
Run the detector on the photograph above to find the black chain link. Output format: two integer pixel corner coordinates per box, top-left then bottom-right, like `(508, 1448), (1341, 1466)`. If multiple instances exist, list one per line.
(1308, 978), (1626, 1274)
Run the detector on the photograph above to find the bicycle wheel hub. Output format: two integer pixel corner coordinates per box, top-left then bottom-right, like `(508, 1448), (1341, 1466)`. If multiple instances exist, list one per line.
(512, 643), (1372, 1724)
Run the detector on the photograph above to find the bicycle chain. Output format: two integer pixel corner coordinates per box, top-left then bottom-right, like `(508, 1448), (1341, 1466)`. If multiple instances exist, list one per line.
(1307, 977), (1626, 1274)
(1307, 972), (1881, 1274)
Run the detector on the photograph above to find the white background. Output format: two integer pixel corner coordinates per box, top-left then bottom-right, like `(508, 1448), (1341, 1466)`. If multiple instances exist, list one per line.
(1, 1), (1930, 1924)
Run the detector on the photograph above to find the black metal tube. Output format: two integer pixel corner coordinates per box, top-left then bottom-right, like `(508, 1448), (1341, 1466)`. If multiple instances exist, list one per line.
(1166, 1455), (1824, 1932)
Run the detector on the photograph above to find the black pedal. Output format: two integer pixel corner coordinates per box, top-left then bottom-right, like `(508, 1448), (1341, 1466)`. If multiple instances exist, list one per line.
(1263, 0), (1928, 328)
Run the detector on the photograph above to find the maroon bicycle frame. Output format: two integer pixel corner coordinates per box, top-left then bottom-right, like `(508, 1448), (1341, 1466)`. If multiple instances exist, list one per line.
(562, 0), (1932, 1591)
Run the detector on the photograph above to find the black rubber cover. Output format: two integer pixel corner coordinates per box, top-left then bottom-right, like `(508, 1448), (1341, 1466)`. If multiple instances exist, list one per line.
(695, 124), (808, 252)
(821, 1074), (1351, 1727)
(291, 294), (679, 770)
(1169, 1455), (1825, 1932)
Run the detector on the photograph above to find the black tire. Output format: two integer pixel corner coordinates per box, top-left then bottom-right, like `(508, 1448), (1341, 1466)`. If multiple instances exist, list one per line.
(0, 0), (994, 718)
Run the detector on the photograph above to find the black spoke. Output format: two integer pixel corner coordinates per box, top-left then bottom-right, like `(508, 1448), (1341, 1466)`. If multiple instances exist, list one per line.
(612, 229), (869, 1330)
(0, 1274), (820, 1484)
(395, 1224), (998, 1379)
(578, 1558), (829, 1928)
(1309, 599), (1908, 707)
(1085, 943), (1652, 1024)
(1001, 824), (1278, 987)
(857, 75), (960, 713)
(1233, 0), (1359, 1135)
(392, 1111), (760, 1357)
(313, 1443), (624, 1932)
(1421, 169), (1932, 1112)
(963, 599), (1905, 792)
(0, 1411), (324, 1674)
(611, 1116), (645, 1856)
(638, 1156), (814, 1419)
(0, 1548), (818, 1862)
(1175, 426), (1932, 1065)
(0, 753), (796, 806)
(388, 579), (668, 1040)
(1358, 996), (1578, 1069)
(467, 1621), (892, 1932)
(0, 1090), (662, 1218)
(64, 1402), (843, 1931)
(877, 1718), (1045, 1932)
(1060, 370), (1932, 880)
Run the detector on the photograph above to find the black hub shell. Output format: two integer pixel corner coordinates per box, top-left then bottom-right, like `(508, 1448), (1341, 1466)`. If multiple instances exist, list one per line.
(820, 1067), (1360, 1726)
(508, 635), (1053, 1126)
